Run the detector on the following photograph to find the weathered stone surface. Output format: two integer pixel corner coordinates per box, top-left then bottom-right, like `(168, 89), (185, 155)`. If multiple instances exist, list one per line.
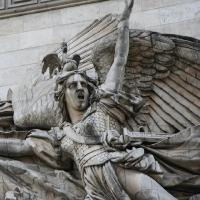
(0, 0), (200, 199)
(148, 17), (200, 38)
(129, 1), (200, 29)
(140, 0), (198, 11)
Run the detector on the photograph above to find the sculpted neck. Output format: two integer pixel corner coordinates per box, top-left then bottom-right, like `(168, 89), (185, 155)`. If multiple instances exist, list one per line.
(67, 105), (85, 124)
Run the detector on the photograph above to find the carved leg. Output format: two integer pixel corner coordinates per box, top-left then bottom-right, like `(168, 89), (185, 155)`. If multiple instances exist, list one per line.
(115, 166), (177, 200)
(0, 139), (32, 157)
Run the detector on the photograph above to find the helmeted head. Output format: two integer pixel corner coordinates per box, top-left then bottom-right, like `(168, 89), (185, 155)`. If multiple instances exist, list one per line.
(64, 73), (89, 111)
(54, 55), (96, 122)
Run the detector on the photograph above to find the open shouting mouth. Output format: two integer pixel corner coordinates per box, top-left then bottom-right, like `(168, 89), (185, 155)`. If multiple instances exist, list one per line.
(77, 91), (85, 100)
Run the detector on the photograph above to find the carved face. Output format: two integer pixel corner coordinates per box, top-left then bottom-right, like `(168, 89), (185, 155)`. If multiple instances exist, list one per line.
(64, 74), (89, 111)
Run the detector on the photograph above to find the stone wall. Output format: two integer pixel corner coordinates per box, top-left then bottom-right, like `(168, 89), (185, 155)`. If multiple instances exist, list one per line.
(0, 0), (200, 100)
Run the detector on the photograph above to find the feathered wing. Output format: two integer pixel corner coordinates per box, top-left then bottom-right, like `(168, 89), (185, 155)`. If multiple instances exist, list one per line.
(91, 26), (200, 133)
(64, 14), (118, 77)
(126, 31), (200, 134)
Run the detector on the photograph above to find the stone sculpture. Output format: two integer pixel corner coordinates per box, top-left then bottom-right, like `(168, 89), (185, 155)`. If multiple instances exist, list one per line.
(0, 0), (200, 199)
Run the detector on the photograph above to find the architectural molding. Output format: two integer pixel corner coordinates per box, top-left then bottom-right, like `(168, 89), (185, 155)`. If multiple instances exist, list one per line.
(0, 0), (108, 19)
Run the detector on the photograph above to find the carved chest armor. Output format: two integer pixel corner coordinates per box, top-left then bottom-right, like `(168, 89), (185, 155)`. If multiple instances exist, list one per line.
(78, 105), (123, 136)
(61, 104), (123, 171)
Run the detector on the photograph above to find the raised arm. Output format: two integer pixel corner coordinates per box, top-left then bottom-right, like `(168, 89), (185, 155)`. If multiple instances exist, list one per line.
(102, 0), (134, 92)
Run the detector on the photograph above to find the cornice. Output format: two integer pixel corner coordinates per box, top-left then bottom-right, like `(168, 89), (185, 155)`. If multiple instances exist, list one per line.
(0, 0), (108, 19)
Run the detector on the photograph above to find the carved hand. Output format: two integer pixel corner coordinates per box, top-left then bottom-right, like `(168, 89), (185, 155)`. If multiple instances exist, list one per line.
(120, 0), (134, 21)
(102, 130), (125, 150)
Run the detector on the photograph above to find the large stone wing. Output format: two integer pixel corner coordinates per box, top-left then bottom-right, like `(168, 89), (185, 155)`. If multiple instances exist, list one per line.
(128, 30), (200, 133)
(91, 29), (200, 133)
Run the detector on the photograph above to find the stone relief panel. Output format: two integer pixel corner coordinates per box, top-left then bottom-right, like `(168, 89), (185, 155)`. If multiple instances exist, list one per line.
(0, 0), (200, 199)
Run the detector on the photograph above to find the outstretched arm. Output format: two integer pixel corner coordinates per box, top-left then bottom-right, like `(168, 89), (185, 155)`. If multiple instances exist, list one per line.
(102, 0), (134, 92)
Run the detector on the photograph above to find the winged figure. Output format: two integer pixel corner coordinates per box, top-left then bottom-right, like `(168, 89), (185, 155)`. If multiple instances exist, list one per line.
(0, 0), (199, 199)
